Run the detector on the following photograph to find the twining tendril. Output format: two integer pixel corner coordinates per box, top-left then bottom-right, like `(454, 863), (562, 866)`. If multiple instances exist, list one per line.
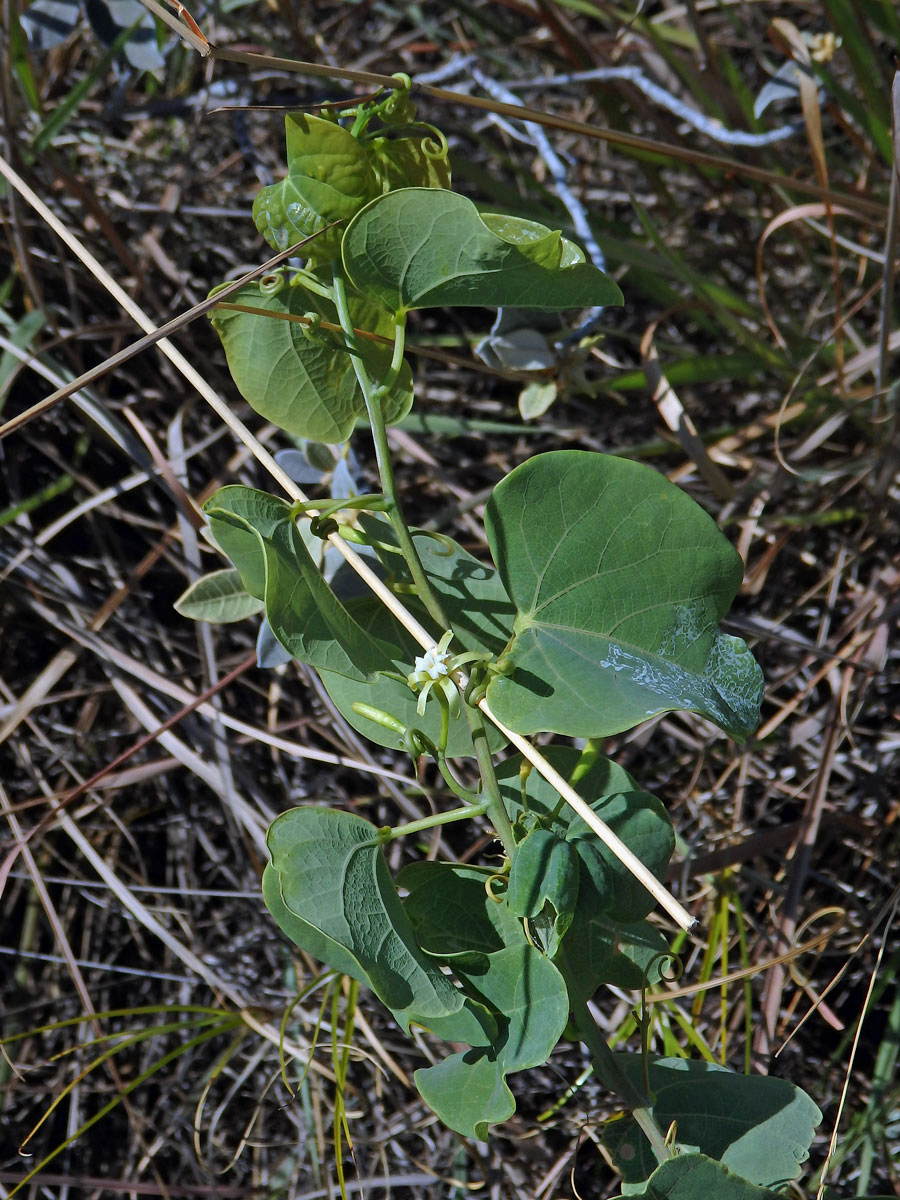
(382, 75), (416, 125)
(259, 271), (286, 296)
(645, 951), (684, 989)
(413, 529), (455, 556)
(309, 515), (339, 539)
(420, 125), (450, 162)
(485, 873), (508, 903)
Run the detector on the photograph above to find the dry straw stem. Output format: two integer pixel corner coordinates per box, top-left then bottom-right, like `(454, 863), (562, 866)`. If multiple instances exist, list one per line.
(0, 115), (694, 930)
(142, 3), (883, 218)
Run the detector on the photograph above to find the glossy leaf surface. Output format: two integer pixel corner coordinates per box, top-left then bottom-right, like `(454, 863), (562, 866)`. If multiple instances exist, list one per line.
(484, 451), (764, 740)
(260, 520), (395, 680)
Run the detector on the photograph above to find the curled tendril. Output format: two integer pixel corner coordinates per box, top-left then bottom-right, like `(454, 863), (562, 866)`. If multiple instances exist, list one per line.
(259, 271), (286, 296)
(420, 125), (449, 161)
(414, 529), (455, 556)
(485, 873), (508, 903)
(644, 951), (684, 989)
(309, 515), (339, 539)
(382, 75), (415, 124)
(301, 313), (329, 345)
(402, 727), (438, 760)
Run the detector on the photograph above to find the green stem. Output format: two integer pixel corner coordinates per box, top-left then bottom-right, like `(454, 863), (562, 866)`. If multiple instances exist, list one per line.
(570, 1001), (672, 1166)
(331, 264), (450, 630)
(465, 703), (516, 857)
(375, 801), (489, 844)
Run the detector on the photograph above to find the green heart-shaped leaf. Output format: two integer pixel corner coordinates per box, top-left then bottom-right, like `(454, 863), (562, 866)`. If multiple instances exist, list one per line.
(484, 451), (764, 740)
(604, 1058), (822, 1191)
(342, 188), (624, 312)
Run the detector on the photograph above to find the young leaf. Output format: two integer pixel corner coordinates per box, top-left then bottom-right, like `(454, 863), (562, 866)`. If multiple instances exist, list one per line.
(603, 1057), (822, 1190)
(507, 828), (579, 953)
(263, 807), (495, 1045)
(209, 281), (413, 442)
(174, 568), (264, 623)
(368, 134), (452, 192)
(204, 486), (293, 599)
(342, 188), (624, 313)
(484, 451), (764, 741)
(252, 113), (378, 259)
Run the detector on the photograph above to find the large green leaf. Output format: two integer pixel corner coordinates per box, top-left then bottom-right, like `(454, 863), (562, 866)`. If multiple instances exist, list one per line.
(209, 281), (413, 442)
(604, 1057), (822, 1190)
(263, 807), (494, 1045)
(414, 944), (569, 1140)
(253, 113), (378, 259)
(609, 1154), (789, 1200)
(484, 452), (764, 740)
(342, 188), (624, 313)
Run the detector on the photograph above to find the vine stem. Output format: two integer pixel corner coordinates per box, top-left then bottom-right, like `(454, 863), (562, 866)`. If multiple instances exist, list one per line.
(331, 266), (516, 856)
(570, 1001), (672, 1167)
(331, 265), (451, 632)
(0, 154), (693, 931)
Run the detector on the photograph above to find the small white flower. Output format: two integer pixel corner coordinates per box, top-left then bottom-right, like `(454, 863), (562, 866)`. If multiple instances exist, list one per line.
(414, 645), (451, 680)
